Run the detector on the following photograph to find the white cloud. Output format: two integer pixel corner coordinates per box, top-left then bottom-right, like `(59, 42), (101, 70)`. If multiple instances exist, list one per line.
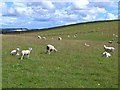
(82, 14), (96, 21)
(15, 7), (28, 15)
(1, 2), (7, 15)
(10, 2), (35, 18)
(94, 0), (111, 2)
(53, 9), (78, 22)
(2, 17), (17, 24)
(8, 7), (16, 15)
(40, 1), (55, 10)
(106, 13), (118, 20)
(89, 7), (107, 14)
(90, 1), (118, 8)
(71, 0), (89, 9)
(65, 21), (78, 25)
(1, 1), (118, 29)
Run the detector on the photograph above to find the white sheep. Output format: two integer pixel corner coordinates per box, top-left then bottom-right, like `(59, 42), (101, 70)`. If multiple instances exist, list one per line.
(20, 48), (32, 60)
(102, 51), (111, 58)
(116, 35), (118, 38)
(73, 35), (76, 38)
(46, 44), (57, 54)
(112, 34), (115, 36)
(113, 34), (118, 38)
(42, 37), (46, 39)
(68, 35), (70, 37)
(58, 37), (62, 40)
(103, 45), (115, 53)
(38, 35), (41, 39)
(85, 43), (90, 47)
(108, 40), (113, 44)
(10, 48), (20, 56)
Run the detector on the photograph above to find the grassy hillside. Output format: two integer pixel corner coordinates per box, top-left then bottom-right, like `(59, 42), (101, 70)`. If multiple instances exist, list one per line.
(2, 20), (119, 88)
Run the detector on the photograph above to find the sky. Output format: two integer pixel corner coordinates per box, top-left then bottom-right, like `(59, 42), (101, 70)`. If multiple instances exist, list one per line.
(0, 0), (119, 29)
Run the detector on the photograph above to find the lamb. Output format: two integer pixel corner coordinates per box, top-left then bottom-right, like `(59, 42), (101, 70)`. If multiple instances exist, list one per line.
(58, 37), (62, 40)
(103, 45), (115, 53)
(20, 48), (32, 60)
(46, 44), (57, 54)
(10, 48), (20, 56)
(38, 35), (41, 39)
(102, 51), (111, 58)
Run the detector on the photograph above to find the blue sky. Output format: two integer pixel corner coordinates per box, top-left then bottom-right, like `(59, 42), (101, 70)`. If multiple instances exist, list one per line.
(0, 0), (119, 29)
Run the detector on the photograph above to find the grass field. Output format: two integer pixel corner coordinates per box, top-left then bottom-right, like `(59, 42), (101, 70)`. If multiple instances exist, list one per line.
(2, 20), (119, 88)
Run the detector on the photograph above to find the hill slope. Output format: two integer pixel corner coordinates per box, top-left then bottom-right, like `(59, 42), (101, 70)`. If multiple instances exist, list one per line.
(2, 20), (119, 88)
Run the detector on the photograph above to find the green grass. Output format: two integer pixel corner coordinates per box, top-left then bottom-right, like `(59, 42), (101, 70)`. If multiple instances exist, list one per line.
(2, 20), (119, 88)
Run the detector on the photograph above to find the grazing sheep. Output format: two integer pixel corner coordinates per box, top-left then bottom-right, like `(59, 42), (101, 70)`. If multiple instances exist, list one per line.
(85, 43), (90, 47)
(113, 34), (118, 38)
(68, 35), (70, 38)
(46, 44), (57, 54)
(20, 48), (32, 60)
(38, 35), (41, 39)
(113, 34), (115, 36)
(74, 35), (76, 38)
(103, 45), (115, 53)
(42, 37), (46, 39)
(115, 35), (118, 38)
(102, 51), (111, 58)
(10, 48), (20, 56)
(108, 40), (113, 44)
(58, 37), (62, 40)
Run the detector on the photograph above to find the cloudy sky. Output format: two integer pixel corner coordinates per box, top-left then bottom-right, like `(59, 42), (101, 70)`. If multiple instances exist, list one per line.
(0, 0), (119, 29)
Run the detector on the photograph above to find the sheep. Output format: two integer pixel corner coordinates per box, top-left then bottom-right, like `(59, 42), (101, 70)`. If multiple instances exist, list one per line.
(46, 44), (57, 54)
(38, 35), (41, 39)
(113, 34), (118, 38)
(85, 43), (90, 47)
(115, 35), (118, 38)
(42, 37), (46, 39)
(58, 37), (62, 40)
(20, 48), (32, 60)
(10, 48), (20, 56)
(102, 51), (111, 58)
(73, 35), (76, 38)
(108, 40), (113, 44)
(103, 45), (115, 53)
(68, 35), (70, 37)
(113, 34), (115, 36)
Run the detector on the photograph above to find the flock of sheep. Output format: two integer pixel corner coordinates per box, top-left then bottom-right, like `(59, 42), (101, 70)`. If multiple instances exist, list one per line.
(10, 33), (118, 60)
(10, 44), (57, 60)
(102, 33), (118, 58)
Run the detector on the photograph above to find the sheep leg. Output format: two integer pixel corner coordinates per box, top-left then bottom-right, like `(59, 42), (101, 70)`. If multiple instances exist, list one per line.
(47, 49), (51, 54)
(46, 46), (50, 54)
(20, 55), (24, 60)
(27, 54), (30, 58)
(16, 53), (19, 56)
(48, 50), (51, 54)
(54, 48), (57, 52)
